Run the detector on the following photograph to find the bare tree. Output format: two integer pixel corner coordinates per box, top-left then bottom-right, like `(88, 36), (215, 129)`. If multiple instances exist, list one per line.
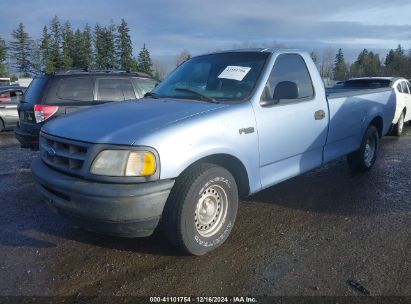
(320, 47), (335, 78)
(175, 50), (191, 67)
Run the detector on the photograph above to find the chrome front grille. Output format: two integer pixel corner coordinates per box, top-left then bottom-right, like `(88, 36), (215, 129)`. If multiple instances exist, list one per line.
(40, 133), (89, 176)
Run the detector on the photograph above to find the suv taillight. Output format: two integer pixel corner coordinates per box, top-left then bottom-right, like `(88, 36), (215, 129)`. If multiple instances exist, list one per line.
(34, 105), (59, 123)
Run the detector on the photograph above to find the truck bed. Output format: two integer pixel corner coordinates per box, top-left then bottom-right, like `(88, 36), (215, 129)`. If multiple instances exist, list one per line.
(325, 87), (392, 98)
(323, 87), (396, 163)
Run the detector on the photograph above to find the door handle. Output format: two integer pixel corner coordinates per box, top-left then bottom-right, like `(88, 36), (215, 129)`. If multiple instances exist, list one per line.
(314, 110), (326, 120)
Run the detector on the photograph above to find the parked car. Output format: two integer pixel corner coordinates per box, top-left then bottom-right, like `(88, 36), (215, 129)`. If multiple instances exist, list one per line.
(0, 77), (11, 86)
(31, 49), (396, 255)
(0, 87), (26, 132)
(15, 70), (158, 149)
(341, 77), (411, 136)
(0, 86), (26, 102)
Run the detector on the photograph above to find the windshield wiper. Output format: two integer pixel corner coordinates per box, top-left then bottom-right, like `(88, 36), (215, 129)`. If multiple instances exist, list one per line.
(144, 92), (159, 99)
(174, 88), (219, 104)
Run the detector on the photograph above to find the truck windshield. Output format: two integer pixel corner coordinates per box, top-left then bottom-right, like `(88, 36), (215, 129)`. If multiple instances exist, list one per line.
(152, 52), (269, 102)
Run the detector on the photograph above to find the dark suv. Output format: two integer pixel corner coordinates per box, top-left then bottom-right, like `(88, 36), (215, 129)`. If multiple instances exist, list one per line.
(15, 70), (158, 149)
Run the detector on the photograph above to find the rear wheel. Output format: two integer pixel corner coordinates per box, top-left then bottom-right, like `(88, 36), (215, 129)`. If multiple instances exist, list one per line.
(162, 163), (238, 255)
(0, 119), (4, 132)
(392, 112), (405, 136)
(347, 125), (379, 172)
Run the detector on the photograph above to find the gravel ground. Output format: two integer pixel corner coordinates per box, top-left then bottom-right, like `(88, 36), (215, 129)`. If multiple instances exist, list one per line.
(0, 129), (410, 298)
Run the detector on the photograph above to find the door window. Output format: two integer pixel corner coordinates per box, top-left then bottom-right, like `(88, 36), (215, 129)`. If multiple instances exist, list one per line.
(401, 81), (410, 94)
(262, 54), (314, 103)
(406, 82), (411, 94)
(397, 83), (404, 93)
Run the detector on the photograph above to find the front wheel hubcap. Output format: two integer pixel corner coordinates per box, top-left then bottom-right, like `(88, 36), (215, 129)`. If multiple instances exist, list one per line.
(195, 185), (228, 238)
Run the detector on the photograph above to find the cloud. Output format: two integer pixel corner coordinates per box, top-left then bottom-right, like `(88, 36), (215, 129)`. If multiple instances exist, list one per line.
(1, 0), (410, 66)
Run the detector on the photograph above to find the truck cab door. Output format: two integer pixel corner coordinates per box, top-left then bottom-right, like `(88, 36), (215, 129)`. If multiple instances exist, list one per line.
(252, 53), (328, 189)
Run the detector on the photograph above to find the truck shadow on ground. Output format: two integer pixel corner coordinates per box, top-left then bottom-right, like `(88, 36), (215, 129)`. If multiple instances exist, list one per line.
(246, 128), (411, 217)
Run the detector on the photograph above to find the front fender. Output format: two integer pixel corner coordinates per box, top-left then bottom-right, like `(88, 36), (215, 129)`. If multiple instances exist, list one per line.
(134, 102), (262, 194)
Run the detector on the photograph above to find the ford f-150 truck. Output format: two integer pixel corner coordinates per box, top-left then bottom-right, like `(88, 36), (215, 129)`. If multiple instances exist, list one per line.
(31, 49), (396, 255)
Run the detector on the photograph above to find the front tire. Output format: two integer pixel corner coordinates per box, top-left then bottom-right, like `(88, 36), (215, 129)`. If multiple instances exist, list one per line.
(392, 112), (405, 136)
(347, 125), (379, 172)
(162, 163), (238, 255)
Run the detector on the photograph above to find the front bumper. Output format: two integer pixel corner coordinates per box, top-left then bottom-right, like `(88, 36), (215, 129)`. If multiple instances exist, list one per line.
(31, 158), (175, 237)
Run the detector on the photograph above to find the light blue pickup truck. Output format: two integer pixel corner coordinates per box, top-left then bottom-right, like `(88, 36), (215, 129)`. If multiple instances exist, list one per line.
(31, 49), (396, 255)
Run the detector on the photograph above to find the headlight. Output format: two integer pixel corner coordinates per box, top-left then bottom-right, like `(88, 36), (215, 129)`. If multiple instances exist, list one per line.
(90, 150), (157, 177)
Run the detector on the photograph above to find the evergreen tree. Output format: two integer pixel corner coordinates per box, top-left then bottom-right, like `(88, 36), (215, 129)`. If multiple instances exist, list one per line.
(81, 24), (93, 68)
(72, 29), (83, 67)
(367, 52), (382, 76)
(349, 49), (382, 78)
(49, 16), (62, 71)
(39, 26), (53, 72)
(94, 23), (116, 69)
(31, 40), (42, 74)
(116, 18), (133, 70)
(137, 44), (153, 74)
(332, 48), (348, 80)
(0, 36), (7, 77)
(129, 57), (140, 72)
(384, 45), (408, 76)
(94, 24), (105, 69)
(351, 49), (382, 77)
(61, 21), (74, 69)
(9, 22), (33, 76)
(106, 21), (117, 69)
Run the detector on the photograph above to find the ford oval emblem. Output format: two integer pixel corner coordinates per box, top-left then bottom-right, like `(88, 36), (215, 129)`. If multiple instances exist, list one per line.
(47, 147), (56, 157)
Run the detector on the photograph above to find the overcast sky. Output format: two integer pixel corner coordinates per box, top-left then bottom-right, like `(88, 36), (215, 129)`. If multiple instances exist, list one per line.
(1, 0), (411, 67)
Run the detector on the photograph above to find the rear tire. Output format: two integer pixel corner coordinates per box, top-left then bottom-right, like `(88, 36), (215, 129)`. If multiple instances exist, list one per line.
(392, 112), (405, 136)
(347, 125), (379, 172)
(162, 163), (238, 255)
(0, 119), (4, 132)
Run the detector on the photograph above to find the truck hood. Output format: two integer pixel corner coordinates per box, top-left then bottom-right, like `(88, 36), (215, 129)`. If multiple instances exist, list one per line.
(42, 98), (226, 145)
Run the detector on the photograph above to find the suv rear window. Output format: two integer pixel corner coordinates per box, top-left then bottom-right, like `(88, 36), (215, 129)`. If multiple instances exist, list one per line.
(56, 77), (94, 101)
(97, 78), (136, 101)
(23, 77), (48, 104)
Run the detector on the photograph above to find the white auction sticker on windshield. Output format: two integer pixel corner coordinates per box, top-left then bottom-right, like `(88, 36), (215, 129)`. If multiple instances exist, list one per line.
(218, 66), (251, 81)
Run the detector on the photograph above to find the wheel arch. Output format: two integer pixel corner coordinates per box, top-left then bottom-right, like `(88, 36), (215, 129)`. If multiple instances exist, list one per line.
(369, 116), (383, 138)
(179, 153), (251, 198)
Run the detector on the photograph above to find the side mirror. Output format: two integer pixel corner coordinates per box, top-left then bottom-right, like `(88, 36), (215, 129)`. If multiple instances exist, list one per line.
(260, 81), (299, 107)
(273, 81), (299, 101)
